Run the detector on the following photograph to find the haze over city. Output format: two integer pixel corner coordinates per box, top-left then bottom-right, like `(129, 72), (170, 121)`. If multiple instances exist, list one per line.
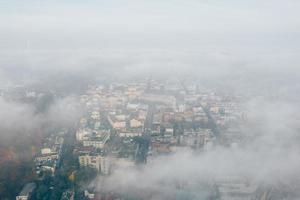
(1, 1), (300, 200)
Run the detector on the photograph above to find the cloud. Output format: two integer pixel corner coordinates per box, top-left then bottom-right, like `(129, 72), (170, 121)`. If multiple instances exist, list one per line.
(0, 0), (300, 93)
(95, 98), (300, 198)
(0, 95), (82, 145)
(0, 96), (41, 134)
(1, 47), (300, 103)
(47, 95), (83, 128)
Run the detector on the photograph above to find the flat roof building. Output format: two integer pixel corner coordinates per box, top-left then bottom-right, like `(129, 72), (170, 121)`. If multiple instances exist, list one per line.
(16, 183), (36, 200)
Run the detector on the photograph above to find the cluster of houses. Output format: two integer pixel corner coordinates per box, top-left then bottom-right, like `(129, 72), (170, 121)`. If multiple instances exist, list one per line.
(34, 133), (65, 176)
(201, 92), (247, 146)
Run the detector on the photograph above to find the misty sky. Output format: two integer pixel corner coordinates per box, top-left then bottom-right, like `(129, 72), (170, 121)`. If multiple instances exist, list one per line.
(1, 0), (300, 93)
(1, 0), (300, 50)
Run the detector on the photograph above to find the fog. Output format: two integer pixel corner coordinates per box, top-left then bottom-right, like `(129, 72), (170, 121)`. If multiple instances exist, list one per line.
(1, 0), (300, 91)
(1, 0), (300, 49)
(1, 0), (300, 199)
(94, 98), (300, 198)
(0, 95), (82, 146)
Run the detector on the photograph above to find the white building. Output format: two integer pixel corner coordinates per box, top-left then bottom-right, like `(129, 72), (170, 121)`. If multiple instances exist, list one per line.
(79, 154), (110, 174)
(107, 115), (126, 130)
(76, 129), (90, 141)
(90, 111), (100, 120)
(82, 131), (110, 149)
(41, 148), (52, 155)
(119, 131), (142, 137)
(130, 118), (143, 128)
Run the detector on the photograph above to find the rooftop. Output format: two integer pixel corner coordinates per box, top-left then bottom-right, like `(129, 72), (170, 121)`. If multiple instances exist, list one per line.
(18, 182), (36, 196)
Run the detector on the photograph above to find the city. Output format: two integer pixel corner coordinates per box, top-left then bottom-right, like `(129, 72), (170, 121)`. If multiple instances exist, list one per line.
(0, 78), (294, 200)
(1, 0), (300, 200)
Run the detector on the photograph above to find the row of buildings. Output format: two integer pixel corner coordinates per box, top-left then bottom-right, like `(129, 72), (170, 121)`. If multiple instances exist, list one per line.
(34, 133), (65, 176)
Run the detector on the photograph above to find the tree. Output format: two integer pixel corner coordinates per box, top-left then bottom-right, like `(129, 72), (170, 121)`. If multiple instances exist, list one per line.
(35, 184), (49, 200)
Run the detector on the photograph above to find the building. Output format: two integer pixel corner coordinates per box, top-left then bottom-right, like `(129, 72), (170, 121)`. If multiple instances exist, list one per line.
(139, 93), (176, 109)
(107, 115), (126, 130)
(16, 183), (36, 200)
(41, 148), (52, 155)
(130, 118), (143, 128)
(76, 129), (90, 141)
(100, 156), (110, 175)
(163, 124), (174, 137)
(78, 154), (110, 174)
(79, 154), (102, 171)
(216, 177), (257, 200)
(180, 129), (214, 150)
(90, 111), (100, 120)
(82, 131), (110, 149)
(34, 135), (64, 175)
(119, 130), (142, 137)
